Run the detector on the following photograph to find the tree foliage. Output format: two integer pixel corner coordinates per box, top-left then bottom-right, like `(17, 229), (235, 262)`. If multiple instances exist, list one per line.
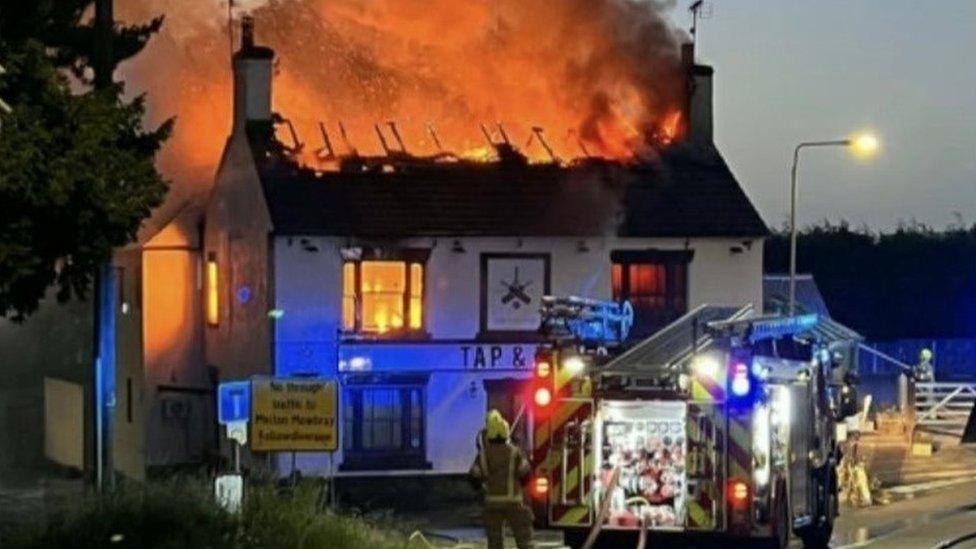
(765, 221), (976, 340)
(0, 1), (170, 320)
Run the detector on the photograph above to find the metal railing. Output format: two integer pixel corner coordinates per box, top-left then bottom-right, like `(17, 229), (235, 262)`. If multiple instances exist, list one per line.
(915, 382), (976, 430)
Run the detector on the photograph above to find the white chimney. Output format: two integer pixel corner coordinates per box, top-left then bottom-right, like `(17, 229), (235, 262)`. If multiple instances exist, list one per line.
(232, 15), (273, 133)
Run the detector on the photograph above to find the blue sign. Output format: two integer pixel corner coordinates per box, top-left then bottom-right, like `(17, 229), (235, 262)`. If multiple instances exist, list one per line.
(218, 381), (251, 424)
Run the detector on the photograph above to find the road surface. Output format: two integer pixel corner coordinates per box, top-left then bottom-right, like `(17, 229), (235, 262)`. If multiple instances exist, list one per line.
(833, 479), (976, 548)
(431, 479), (976, 548)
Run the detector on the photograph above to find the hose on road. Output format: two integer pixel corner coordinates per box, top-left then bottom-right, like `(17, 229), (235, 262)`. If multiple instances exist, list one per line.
(932, 531), (976, 549)
(406, 530), (478, 549)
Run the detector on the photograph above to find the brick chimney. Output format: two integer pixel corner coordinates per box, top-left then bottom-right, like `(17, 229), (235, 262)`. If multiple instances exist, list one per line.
(232, 15), (274, 133)
(682, 42), (714, 143)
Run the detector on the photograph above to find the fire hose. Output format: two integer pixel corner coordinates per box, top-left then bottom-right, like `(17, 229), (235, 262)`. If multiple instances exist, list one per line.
(581, 465), (622, 549)
(405, 530), (478, 549)
(623, 497), (653, 549)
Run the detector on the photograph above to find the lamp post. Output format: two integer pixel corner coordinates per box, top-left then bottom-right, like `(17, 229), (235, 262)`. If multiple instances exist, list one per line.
(788, 134), (879, 315)
(0, 63), (11, 134)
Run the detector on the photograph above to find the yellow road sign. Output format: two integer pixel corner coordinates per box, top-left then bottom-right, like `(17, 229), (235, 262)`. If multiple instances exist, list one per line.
(251, 378), (337, 452)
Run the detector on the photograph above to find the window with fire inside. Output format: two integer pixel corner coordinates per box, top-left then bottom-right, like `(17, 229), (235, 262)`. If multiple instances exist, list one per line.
(611, 250), (691, 339)
(342, 253), (427, 337)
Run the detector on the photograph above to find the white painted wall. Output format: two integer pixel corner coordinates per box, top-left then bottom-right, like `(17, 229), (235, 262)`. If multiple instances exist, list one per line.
(272, 234), (763, 475)
(274, 235), (762, 358)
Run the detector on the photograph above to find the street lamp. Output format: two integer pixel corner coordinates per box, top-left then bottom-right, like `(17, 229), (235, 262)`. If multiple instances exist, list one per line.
(0, 63), (12, 134)
(788, 132), (879, 315)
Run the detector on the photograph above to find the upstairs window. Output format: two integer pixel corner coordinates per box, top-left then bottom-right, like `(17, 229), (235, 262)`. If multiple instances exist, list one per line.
(342, 258), (425, 335)
(611, 250), (692, 339)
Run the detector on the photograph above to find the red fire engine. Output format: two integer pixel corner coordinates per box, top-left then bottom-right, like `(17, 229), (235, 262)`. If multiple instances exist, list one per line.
(527, 297), (850, 548)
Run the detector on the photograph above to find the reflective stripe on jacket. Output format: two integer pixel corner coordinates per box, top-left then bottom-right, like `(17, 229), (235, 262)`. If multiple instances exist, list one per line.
(470, 441), (530, 504)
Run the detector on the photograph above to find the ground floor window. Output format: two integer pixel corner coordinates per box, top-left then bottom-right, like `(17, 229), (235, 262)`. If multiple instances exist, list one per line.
(341, 383), (430, 471)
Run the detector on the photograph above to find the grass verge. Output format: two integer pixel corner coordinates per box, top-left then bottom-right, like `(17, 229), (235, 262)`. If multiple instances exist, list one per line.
(4, 478), (410, 549)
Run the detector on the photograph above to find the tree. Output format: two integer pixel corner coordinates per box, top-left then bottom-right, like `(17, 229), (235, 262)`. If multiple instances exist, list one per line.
(0, 2), (171, 320)
(765, 221), (976, 340)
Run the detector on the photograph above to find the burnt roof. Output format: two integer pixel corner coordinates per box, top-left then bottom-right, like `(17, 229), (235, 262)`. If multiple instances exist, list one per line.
(248, 126), (768, 238)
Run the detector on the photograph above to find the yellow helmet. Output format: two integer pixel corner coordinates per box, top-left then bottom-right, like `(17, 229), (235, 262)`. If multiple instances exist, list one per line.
(485, 409), (510, 441)
(920, 348), (933, 362)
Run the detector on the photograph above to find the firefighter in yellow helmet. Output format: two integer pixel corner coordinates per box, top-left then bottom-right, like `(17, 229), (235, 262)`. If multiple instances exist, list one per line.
(914, 348), (934, 382)
(470, 409), (535, 549)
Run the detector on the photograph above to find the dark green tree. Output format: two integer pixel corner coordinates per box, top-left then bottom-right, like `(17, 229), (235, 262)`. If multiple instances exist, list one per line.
(0, 2), (171, 320)
(765, 221), (976, 340)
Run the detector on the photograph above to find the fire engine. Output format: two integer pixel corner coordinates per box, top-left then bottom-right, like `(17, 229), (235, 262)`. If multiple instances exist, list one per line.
(527, 296), (853, 548)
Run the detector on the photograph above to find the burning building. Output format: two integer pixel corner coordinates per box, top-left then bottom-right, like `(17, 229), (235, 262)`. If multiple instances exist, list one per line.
(0, 9), (766, 481)
(196, 17), (766, 475)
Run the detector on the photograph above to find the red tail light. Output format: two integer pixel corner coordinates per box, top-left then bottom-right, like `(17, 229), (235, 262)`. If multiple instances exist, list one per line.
(729, 479), (750, 510)
(534, 387), (552, 407)
(532, 476), (549, 497)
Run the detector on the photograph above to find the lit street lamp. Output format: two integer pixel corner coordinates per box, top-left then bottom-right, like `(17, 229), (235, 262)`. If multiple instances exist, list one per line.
(788, 132), (879, 315)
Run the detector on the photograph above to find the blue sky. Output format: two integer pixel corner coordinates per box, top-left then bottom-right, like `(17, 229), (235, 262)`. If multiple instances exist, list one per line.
(672, 0), (975, 230)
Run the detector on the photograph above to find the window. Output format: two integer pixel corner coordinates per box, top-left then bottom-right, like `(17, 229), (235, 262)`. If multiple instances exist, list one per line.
(342, 260), (425, 334)
(206, 252), (219, 327)
(341, 385), (429, 471)
(611, 250), (691, 338)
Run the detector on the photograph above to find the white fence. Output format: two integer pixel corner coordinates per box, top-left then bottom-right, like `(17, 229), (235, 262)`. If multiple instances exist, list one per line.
(915, 382), (976, 431)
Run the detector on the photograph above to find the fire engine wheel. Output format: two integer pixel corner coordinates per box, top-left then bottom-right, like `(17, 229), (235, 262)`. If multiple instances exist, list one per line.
(799, 467), (837, 548)
(770, 483), (791, 549)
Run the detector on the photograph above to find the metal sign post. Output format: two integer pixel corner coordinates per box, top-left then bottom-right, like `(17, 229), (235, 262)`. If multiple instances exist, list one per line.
(218, 381), (252, 475)
(329, 453), (336, 508)
(216, 381), (251, 513)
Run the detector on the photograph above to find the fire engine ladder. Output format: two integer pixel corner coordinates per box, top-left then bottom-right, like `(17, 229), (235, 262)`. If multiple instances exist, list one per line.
(600, 304), (755, 377)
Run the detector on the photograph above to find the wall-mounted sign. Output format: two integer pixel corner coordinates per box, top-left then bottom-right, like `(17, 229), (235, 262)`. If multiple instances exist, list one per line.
(481, 254), (551, 334)
(251, 378), (337, 452)
(339, 342), (539, 372)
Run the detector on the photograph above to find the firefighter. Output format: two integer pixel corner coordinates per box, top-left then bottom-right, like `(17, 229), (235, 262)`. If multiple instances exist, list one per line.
(914, 348), (934, 382)
(470, 409), (535, 549)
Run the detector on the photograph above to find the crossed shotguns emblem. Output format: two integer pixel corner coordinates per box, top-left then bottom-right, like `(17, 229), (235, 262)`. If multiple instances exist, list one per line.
(500, 267), (533, 309)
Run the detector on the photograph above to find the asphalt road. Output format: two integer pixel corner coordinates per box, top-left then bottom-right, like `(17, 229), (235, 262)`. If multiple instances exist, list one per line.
(432, 480), (976, 548)
(832, 479), (976, 549)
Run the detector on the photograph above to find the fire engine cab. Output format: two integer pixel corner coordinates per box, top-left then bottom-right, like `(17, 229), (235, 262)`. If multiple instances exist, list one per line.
(528, 297), (849, 549)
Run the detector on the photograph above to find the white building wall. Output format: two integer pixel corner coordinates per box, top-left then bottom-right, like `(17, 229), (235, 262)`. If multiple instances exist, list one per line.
(272, 234), (763, 475)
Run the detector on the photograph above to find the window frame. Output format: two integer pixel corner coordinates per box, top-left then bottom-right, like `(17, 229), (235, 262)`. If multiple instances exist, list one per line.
(340, 379), (431, 471)
(340, 248), (430, 338)
(610, 249), (693, 338)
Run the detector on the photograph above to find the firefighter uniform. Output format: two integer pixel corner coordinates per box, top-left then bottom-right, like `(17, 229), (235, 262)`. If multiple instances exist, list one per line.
(914, 348), (934, 382)
(470, 410), (535, 549)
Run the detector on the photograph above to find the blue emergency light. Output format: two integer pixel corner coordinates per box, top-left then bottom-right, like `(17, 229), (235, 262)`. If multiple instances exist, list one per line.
(730, 362), (751, 397)
(727, 348), (759, 407)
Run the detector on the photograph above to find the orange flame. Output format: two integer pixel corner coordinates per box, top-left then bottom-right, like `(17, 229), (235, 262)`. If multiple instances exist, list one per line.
(119, 0), (687, 190)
